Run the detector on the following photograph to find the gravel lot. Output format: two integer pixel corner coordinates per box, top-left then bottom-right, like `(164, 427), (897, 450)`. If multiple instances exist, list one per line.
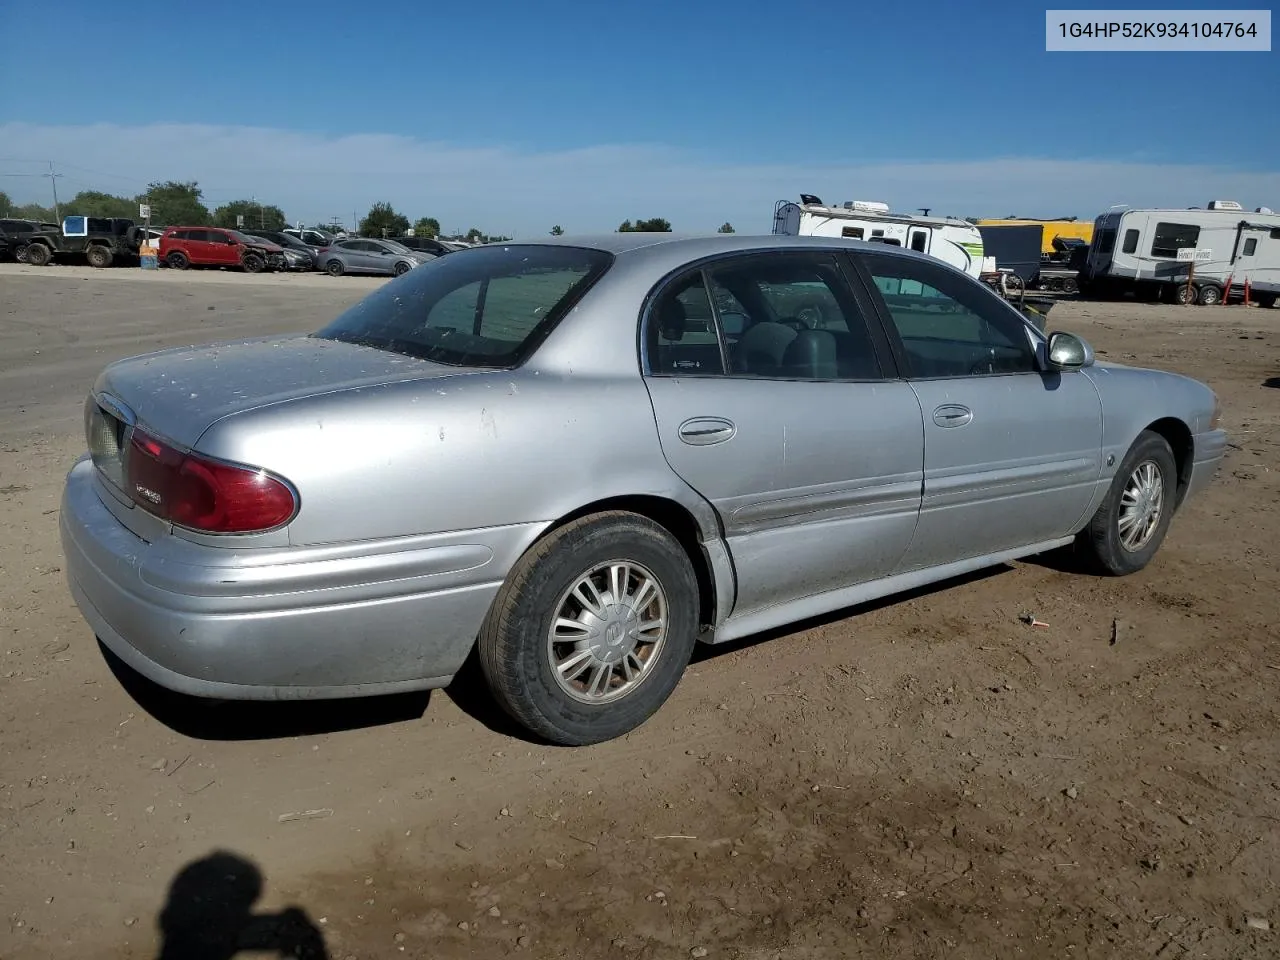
(1, 263), (1277, 959)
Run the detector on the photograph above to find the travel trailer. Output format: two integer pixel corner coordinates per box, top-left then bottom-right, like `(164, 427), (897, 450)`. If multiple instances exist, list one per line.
(1081, 200), (1280, 306)
(772, 195), (986, 279)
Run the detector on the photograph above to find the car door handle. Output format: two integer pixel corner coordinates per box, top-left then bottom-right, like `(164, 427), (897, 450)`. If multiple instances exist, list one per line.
(932, 404), (973, 428)
(678, 417), (736, 445)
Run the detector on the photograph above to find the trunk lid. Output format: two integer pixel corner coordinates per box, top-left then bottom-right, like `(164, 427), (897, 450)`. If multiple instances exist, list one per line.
(92, 334), (472, 449)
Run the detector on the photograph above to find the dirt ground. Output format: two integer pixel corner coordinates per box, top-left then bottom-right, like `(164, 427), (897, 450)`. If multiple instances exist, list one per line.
(1, 263), (1277, 960)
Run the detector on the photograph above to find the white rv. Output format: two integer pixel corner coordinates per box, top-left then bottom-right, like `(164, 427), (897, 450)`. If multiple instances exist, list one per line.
(772, 195), (987, 279)
(1082, 200), (1280, 307)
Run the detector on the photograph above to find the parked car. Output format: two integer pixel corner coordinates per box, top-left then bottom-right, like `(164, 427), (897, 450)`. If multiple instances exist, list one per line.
(59, 234), (1226, 746)
(390, 235), (466, 257)
(159, 227), (287, 273)
(284, 227), (340, 247)
(0, 218), (62, 262)
(241, 229), (318, 271)
(316, 237), (433, 276)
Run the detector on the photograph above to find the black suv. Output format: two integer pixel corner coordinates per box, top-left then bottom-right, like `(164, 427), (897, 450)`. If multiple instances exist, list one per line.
(390, 236), (460, 257)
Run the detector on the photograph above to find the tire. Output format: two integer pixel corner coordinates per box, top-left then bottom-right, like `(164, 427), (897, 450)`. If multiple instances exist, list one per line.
(14, 243), (29, 264)
(1197, 283), (1222, 306)
(1061, 277), (1079, 295)
(325, 259), (344, 277)
(393, 260), (412, 277)
(86, 244), (113, 269)
(1256, 293), (1277, 309)
(241, 253), (265, 274)
(1172, 283), (1197, 305)
(478, 511), (701, 746)
(24, 242), (51, 266)
(1078, 430), (1178, 576)
(166, 251), (189, 270)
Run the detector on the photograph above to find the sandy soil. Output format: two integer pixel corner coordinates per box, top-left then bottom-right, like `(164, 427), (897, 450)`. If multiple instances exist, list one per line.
(1, 263), (1277, 959)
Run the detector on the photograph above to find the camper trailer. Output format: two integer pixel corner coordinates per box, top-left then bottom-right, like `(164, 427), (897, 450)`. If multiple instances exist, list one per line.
(1081, 200), (1280, 306)
(772, 195), (986, 279)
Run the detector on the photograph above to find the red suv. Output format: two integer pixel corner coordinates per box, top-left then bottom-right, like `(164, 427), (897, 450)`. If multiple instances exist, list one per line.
(159, 227), (286, 273)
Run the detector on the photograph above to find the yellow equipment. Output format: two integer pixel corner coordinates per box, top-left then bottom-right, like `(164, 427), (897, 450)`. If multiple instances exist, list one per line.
(976, 218), (1094, 255)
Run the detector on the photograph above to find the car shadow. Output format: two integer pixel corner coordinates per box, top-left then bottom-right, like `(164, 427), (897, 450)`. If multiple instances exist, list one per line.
(98, 641), (430, 742)
(153, 850), (329, 959)
(1264, 377), (1280, 389)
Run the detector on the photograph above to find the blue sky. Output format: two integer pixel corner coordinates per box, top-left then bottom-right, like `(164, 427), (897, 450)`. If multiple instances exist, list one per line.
(1, 0), (1276, 234)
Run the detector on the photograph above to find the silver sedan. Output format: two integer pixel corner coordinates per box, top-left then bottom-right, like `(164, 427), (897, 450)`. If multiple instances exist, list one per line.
(60, 234), (1227, 745)
(317, 237), (433, 277)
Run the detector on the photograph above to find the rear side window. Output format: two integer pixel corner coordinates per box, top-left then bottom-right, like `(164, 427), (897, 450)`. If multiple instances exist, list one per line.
(316, 244), (613, 368)
(1122, 229), (1139, 253)
(1151, 222), (1200, 259)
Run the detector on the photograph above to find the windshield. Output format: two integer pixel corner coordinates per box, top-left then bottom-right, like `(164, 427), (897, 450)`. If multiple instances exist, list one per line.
(380, 239), (413, 254)
(314, 244), (613, 368)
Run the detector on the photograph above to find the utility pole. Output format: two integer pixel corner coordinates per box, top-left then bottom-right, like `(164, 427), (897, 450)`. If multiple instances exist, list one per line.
(44, 161), (64, 222)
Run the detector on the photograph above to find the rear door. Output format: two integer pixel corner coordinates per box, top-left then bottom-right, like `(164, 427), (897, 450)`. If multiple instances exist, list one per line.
(641, 249), (924, 625)
(852, 250), (1103, 571)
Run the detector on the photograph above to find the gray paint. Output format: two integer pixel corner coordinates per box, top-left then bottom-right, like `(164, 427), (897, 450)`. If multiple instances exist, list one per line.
(61, 233), (1228, 701)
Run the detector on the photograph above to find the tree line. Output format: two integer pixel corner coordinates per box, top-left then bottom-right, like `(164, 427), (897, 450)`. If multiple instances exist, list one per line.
(1, 187), (737, 238)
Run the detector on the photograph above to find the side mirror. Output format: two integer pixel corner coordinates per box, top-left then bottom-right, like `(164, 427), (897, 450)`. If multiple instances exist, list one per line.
(1045, 331), (1094, 369)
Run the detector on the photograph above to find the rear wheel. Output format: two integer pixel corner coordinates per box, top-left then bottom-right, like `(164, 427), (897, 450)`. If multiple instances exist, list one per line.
(325, 259), (344, 277)
(1061, 277), (1079, 295)
(166, 251), (189, 270)
(1172, 283), (1197, 305)
(478, 511), (700, 745)
(1078, 430), (1177, 576)
(393, 260), (412, 277)
(24, 242), (51, 266)
(86, 244), (113, 268)
(1197, 283), (1223, 306)
(1255, 293), (1277, 309)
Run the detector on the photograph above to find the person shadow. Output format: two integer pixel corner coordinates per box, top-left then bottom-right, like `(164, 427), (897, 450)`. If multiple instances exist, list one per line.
(155, 851), (329, 959)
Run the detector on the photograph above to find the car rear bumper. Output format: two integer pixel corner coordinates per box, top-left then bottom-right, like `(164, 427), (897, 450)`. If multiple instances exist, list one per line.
(59, 457), (525, 700)
(1186, 428), (1228, 502)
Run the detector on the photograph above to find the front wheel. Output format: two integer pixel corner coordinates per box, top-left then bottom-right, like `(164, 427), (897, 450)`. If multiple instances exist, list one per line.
(1078, 430), (1177, 576)
(242, 253), (265, 274)
(478, 511), (700, 745)
(393, 260), (412, 277)
(1197, 283), (1223, 306)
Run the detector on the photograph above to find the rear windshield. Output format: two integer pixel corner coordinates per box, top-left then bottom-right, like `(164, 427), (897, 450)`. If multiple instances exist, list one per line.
(314, 244), (613, 367)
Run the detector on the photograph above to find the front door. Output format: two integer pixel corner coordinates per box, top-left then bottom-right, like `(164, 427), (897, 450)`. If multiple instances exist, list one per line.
(854, 250), (1103, 571)
(641, 250), (924, 623)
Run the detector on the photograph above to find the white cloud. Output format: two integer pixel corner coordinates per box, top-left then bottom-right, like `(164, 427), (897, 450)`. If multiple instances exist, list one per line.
(2, 121), (1277, 235)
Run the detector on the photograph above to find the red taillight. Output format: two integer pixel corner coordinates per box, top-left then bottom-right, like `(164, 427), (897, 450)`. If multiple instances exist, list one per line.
(126, 429), (297, 533)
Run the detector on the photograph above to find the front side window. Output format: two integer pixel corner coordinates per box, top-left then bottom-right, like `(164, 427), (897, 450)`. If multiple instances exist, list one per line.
(316, 244), (612, 367)
(1150, 222), (1201, 259)
(1122, 229), (1139, 253)
(861, 252), (1035, 378)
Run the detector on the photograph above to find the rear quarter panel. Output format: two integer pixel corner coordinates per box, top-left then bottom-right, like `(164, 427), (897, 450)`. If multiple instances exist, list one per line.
(194, 369), (715, 549)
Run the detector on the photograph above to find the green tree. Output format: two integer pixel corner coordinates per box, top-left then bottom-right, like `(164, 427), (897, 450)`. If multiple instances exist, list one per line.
(64, 191), (136, 219)
(550, 224), (564, 236)
(213, 199), (287, 231)
(138, 181), (210, 226)
(11, 202), (56, 222)
(465, 227), (484, 243)
(618, 217), (671, 232)
(413, 216), (440, 238)
(313, 221), (345, 234)
(717, 221), (735, 234)
(360, 202), (410, 238)
(0, 191), (11, 216)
